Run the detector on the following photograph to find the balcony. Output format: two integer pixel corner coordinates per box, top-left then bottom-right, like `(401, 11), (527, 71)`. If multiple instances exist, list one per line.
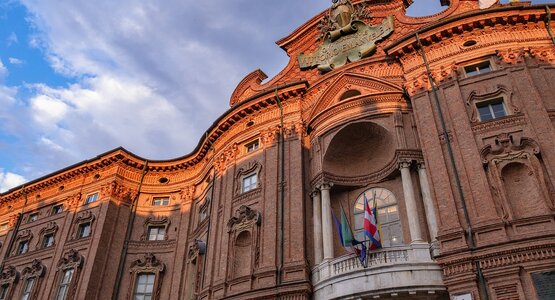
(311, 242), (448, 299)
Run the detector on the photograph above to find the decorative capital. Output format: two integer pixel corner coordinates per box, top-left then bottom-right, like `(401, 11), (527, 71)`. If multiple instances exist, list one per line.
(398, 159), (412, 170)
(416, 160), (426, 170)
(320, 182), (333, 191)
(310, 189), (320, 199)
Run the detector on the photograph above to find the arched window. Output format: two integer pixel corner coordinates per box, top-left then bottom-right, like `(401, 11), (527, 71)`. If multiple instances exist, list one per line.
(354, 188), (403, 247)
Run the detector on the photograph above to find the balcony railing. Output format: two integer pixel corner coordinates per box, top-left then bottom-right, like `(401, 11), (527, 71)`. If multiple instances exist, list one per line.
(311, 242), (446, 300)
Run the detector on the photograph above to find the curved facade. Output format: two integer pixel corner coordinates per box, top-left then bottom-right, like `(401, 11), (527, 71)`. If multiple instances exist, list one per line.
(1, 1), (555, 299)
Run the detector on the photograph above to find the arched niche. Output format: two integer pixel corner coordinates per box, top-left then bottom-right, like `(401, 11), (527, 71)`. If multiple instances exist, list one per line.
(233, 231), (252, 278)
(501, 162), (548, 219)
(323, 122), (395, 179)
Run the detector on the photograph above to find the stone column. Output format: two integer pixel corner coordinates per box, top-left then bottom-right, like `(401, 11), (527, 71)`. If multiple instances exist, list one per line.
(417, 161), (439, 241)
(399, 160), (423, 243)
(320, 183), (334, 260)
(311, 189), (324, 264)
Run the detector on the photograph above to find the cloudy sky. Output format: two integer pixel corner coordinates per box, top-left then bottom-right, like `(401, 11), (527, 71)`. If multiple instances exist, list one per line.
(0, 0), (551, 192)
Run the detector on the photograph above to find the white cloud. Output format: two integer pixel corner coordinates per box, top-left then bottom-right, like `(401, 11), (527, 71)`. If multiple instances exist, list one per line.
(8, 57), (25, 65)
(0, 170), (27, 193)
(7, 32), (18, 46)
(0, 59), (7, 79)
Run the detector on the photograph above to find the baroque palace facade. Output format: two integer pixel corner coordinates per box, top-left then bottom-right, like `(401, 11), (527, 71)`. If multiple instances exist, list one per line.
(1, 0), (555, 299)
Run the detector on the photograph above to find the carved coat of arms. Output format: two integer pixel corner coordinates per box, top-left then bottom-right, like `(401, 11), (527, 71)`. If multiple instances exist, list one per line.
(298, 0), (394, 73)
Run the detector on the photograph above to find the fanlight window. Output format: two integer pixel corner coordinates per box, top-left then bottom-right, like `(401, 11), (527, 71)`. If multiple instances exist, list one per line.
(339, 89), (361, 101)
(354, 188), (403, 247)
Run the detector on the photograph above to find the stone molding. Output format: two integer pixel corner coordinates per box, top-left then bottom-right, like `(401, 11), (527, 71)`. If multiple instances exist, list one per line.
(141, 217), (171, 241)
(100, 181), (137, 203)
(128, 253), (165, 300)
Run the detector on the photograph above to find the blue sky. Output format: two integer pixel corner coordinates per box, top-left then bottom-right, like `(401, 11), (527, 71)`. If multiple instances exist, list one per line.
(0, 0), (552, 192)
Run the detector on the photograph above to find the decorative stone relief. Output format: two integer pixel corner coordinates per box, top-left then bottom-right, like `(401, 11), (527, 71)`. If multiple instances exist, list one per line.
(214, 143), (239, 173)
(58, 249), (85, 270)
(226, 205), (262, 280)
(21, 259), (46, 278)
(480, 133), (554, 221)
(180, 186), (196, 203)
(100, 181), (137, 203)
(67, 192), (82, 209)
(70, 211), (95, 240)
(188, 239), (207, 261)
(36, 222), (58, 250)
(496, 48), (526, 65)
(234, 161), (262, 196)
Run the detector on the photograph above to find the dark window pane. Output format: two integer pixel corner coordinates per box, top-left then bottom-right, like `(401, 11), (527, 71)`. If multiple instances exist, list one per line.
(478, 105), (493, 121)
(491, 102), (506, 118)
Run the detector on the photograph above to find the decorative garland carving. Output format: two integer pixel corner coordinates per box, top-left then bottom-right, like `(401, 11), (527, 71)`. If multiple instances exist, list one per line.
(100, 181), (137, 203)
(529, 47), (555, 63)
(180, 186), (196, 203)
(67, 192), (82, 209)
(0, 265), (19, 284)
(234, 161), (263, 196)
(466, 85), (519, 123)
(128, 253), (165, 300)
(141, 217), (171, 241)
(214, 143), (239, 173)
(496, 48), (526, 65)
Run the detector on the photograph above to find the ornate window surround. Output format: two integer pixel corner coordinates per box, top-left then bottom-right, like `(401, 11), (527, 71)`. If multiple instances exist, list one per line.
(234, 161), (262, 196)
(0, 266), (19, 300)
(127, 253), (165, 300)
(11, 230), (32, 257)
(141, 217), (171, 241)
(466, 85), (519, 123)
(53, 249), (84, 300)
(18, 259), (46, 300)
(36, 222), (58, 250)
(70, 211), (95, 240)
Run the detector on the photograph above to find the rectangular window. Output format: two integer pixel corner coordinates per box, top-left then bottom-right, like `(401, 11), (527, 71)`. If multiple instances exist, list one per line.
(464, 61), (491, 77)
(28, 213), (38, 223)
(56, 269), (74, 300)
(17, 241), (29, 255)
(77, 223), (91, 239)
(148, 226), (166, 241)
(84, 192), (99, 204)
(476, 99), (507, 121)
(242, 173), (257, 193)
(52, 205), (63, 215)
(134, 273), (155, 300)
(0, 284), (8, 300)
(20, 277), (34, 300)
(245, 140), (259, 153)
(152, 197), (170, 206)
(43, 234), (55, 248)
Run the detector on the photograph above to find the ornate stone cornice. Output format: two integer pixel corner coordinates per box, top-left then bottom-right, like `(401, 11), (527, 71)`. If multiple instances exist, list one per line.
(130, 253), (165, 274)
(480, 133), (540, 167)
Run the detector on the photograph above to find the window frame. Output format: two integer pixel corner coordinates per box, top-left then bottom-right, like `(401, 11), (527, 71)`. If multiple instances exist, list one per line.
(128, 253), (165, 300)
(77, 223), (91, 239)
(476, 98), (507, 122)
(152, 197), (170, 206)
(241, 173), (258, 193)
(42, 233), (55, 248)
(147, 226), (166, 241)
(463, 59), (493, 78)
(133, 273), (156, 300)
(52, 205), (63, 215)
(28, 213), (38, 223)
(55, 268), (74, 300)
(17, 240), (29, 255)
(244, 140), (260, 154)
(19, 277), (35, 300)
(354, 187), (404, 248)
(84, 192), (99, 205)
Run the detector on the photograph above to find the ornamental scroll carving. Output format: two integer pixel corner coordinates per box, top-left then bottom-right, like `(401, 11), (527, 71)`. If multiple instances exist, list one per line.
(227, 205), (262, 233)
(0, 265), (19, 285)
(11, 230), (32, 256)
(67, 192), (82, 209)
(180, 186), (195, 203)
(215, 143), (239, 173)
(22, 259), (46, 278)
(36, 222), (58, 250)
(128, 253), (165, 300)
(480, 133), (554, 222)
(466, 85), (519, 123)
(58, 249), (84, 270)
